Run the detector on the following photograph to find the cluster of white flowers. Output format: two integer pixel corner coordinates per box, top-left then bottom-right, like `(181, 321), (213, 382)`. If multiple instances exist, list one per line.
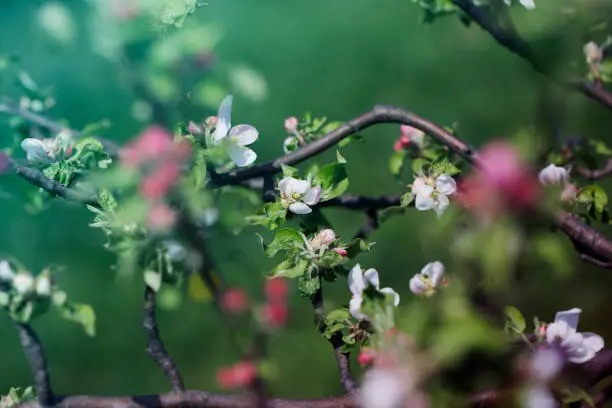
(0, 260), (51, 297)
(348, 264), (400, 320)
(21, 131), (73, 165)
(211, 95), (259, 168)
(412, 174), (457, 216)
(504, 0), (535, 9)
(538, 164), (577, 202)
(278, 176), (321, 214)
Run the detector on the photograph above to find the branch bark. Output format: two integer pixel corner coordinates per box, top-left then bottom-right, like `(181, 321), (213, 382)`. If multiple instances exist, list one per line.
(143, 287), (185, 392)
(15, 323), (54, 407)
(577, 159), (612, 180)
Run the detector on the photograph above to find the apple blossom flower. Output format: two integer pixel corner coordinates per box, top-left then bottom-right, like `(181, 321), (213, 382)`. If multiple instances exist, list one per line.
(35, 274), (51, 297)
(0, 261), (15, 282)
(503, 0), (535, 9)
(523, 347), (564, 408)
(283, 136), (299, 153)
(284, 117), (299, 133)
(278, 176), (321, 214)
(360, 366), (414, 408)
(13, 273), (35, 295)
(212, 95), (258, 167)
(121, 126), (174, 168)
(309, 229), (336, 250)
(21, 133), (72, 164)
(400, 125), (425, 148)
(412, 174), (457, 216)
(409, 261), (446, 296)
(349, 264), (399, 320)
(546, 308), (604, 363)
(538, 164), (570, 186)
(584, 42), (603, 66)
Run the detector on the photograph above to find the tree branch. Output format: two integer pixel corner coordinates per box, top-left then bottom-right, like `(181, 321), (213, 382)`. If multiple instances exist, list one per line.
(213, 105), (477, 186)
(449, 0), (612, 111)
(12, 163), (99, 207)
(577, 159), (612, 180)
(319, 195), (401, 211)
(143, 287), (185, 393)
(311, 285), (359, 395)
(15, 323), (54, 407)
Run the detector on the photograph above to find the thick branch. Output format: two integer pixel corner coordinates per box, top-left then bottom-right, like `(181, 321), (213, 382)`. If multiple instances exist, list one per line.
(15, 323), (54, 407)
(555, 210), (612, 263)
(450, 0), (612, 111)
(213, 105), (477, 186)
(19, 392), (355, 408)
(143, 287), (185, 392)
(311, 286), (359, 395)
(12, 163), (99, 207)
(319, 195), (401, 211)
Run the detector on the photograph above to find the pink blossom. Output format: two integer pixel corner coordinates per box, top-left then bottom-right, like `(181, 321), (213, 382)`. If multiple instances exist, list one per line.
(221, 288), (248, 313)
(265, 278), (288, 302)
(334, 248), (348, 257)
(147, 203), (177, 231)
(262, 302), (288, 327)
(284, 117), (299, 133)
(217, 361), (257, 389)
(393, 140), (404, 152)
(121, 126), (173, 168)
(139, 161), (181, 200)
(358, 348), (377, 366)
(399, 134), (411, 147)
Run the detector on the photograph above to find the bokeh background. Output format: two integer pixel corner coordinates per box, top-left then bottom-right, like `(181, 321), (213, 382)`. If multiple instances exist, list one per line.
(1, 0), (612, 400)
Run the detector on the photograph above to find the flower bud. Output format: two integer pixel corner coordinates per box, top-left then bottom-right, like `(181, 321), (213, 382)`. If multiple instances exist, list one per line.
(0, 261), (15, 282)
(399, 134), (411, 147)
(538, 164), (570, 186)
(561, 183), (578, 202)
(205, 116), (218, 128)
(217, 361), (257, 389)
(262, 302), (288, 327)
(284, 117), (299, 133)
(36, 275), (51, 297)
(400, 124), (413, 135)
(334, 248), (348, 257)
(409, 275), (428, 295)
(584, 41), (602, 66)
(310, 229), (336, 249)
(265, 278), (288, 302)
(13, 273), (35, 295)
(221, 288), (248, 313)
(358, 348), (377, 366)
(188, 121), (203, 135)
(147, 203), (177, 232)
(393, 140), (404, 152)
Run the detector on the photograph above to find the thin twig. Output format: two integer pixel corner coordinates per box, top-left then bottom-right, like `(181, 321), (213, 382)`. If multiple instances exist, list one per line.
(311, 284), (359, 395)
(449, 0), (612, 111)
(143, 287), (185, 392)
(15, 323), (54, 407)
(577, 159), (612, 180)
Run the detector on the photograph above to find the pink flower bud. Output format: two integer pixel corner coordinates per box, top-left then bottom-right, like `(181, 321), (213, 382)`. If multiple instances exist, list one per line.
(284, 117), (299, 133)
(121, 126), (173, 168)
(265, 278), (288, 302)
(400, 124), (413, 135)
(399, 134), (411, 147)
(139, 161), (181, 200)
(147, 203), (177, 232)
(188, 121), (203, 135)
(221, 288), (248, 313)
(334, 248), (348, 257)
(263, 302), (288, 327)
(310, 229), (336, 249)
(393, 140), (404, 152)
(205, 116), (218, 128)
(358, 349), (377, 366)
(561, 184), (578, 203)
(537, 324), (548, 336)
(217, 361), (257, 389)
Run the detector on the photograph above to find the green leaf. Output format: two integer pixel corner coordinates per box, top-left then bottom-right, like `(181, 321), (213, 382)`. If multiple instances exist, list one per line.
(265, 228), (305, 257)
(270, 258), (308, 279)
(411, 158), (429, 175)
(144, 270), (162, 292)
(504, 306), (526, 333)
(578, 185), (609, 222)
(314, 163), (349, 200)
(59, 302), (96, 336)
(346, 238), (375, 259)
(191, 148), (207, 189)
(401, 192), (415, 207)
(298, 272), (320, 297)
(280, 164), (298, 178)
(326, 308), (350, 323)
(389, 150), (406, 176)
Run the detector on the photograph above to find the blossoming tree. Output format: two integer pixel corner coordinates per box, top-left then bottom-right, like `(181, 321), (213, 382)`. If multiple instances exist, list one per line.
(1, 1), (612, 408)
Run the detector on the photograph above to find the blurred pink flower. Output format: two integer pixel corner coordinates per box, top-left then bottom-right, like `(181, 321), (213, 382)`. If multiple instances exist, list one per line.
(0, 153), (10, 174)
(139, 161), (181, 200)
(217, 361), (257, 389)
(121, 126), (173, 168)
(221, 288), (248, 313)
(284, 117), (299, 133)
(147, 203), (177, 231)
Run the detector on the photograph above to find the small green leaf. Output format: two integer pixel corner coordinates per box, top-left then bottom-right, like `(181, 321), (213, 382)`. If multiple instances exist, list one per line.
(280, 164), (298, 178)
(265, 228), (305, 257)
(326, 308), (350, 323)
(59, 302), (96, 336)
(315, 163), (349, 200)
(411, 158), (429, 175)
(298, 272), (320, 297)
(504, 306), (526, 333)
(389, 150), (406, 176)
(144, 270), (162, 292)
(270, 258), (308, 279)
(191, 148), (207, 189)
(401, 192), (415, 207)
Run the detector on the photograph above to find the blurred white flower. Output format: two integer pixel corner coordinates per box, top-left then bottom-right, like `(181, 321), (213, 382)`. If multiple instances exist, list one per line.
(412, 175), (456, 216)
(504, 0), (535, 9)
(546, 308), (604, 363)
(360, 367), (410, 408)
(584, 42), (603, 66)
(21, 138), (57, 164)
(349, 264), (399, 320)
(35, 274), (51, 297)
(278, 177), (321, 214)
(284, 117), (299, 134)
(538, 164), (570, 186)
(13, 273), (35, 295)
(409, 261), (446, 296)
(212, 95), (259, 167)
(524, 348), (564, 408)
(0, 261), (15, 282)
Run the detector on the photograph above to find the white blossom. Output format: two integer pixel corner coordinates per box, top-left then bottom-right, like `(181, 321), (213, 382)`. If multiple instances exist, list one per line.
(35, 275), (51, 297)
(524, 348), (564, 408)
(21, 132), (73, 164)
(283, 136), (299, 154)
(163, 240), (187, 262)
(409, 261), (446, 296)
(400, 125), (425, 149)
(504, 0), (535, 9)
(278, 176), (321, 215)
(349, 264), (399, 320)
(538, 164), (570, 186)
(412, 175), (456, 216)
(212, 95), (258, 167)
(284, 117), (299, 133)
(546, 308), (604, 363)
(584, 42), (603, 66)
(0, 260), (15, 282)
(13, 273), (35, 295)
(360, 367), (411, 408)
(524, 385), (557, 408)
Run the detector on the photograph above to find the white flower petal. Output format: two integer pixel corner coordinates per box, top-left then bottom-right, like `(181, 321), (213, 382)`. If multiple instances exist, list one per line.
(531, 348), (564, 382)
(519, 0), (535, 9)
(435, 194), (450, 216)
(411, 177), (428, 195)
(212, 95), (233, 143)
(539, 164), (569, 186)
(582, 333), (604, 353)
(278, 177), (296, 195)
(302, 185), (322, 205)
(380, 287), (400, 307)
(288, 202), (312, 214)
(228, 144), (257, 167)
(546, 321), (571, 344)
(524, 386), (556, 408)
(349, 296), (366, 319)
(409, 275), (427, 294)
(229, 124), (258, 146)
(415, 192), (435, 211)
(349, 264), (365, 295)
(21, 138), (49, 162)
(290, 179), (311, 196)
(0, 261), (14, 282)
(363, 268), (380, 290)
(435, 174), (457, 196)
(422, 261), (445, 287)
(361, 368), (408, 408)
(555, 308), (581, 331)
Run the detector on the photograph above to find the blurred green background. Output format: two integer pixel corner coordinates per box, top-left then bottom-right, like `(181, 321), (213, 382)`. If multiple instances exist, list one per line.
(1, 0), (612, 400)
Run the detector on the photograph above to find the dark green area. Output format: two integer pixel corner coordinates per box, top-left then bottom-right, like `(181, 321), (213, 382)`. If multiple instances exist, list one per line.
(1, 0), (612, 399)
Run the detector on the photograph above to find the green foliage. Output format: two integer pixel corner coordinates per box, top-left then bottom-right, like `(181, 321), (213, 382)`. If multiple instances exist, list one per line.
(1, 386), (35, 407)
(578, 184), (610, 223)
(504, 305), (526, 334)
(411, 0), (458, 24)
(313, 162), (349, 200)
